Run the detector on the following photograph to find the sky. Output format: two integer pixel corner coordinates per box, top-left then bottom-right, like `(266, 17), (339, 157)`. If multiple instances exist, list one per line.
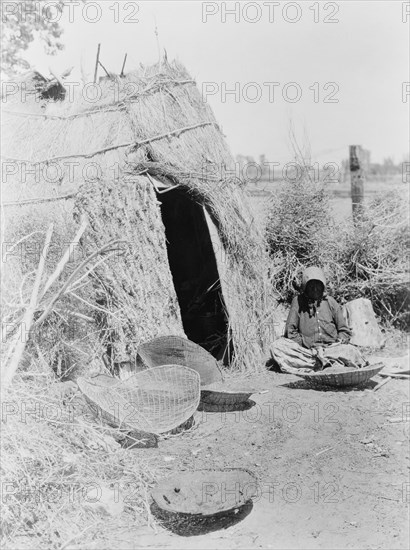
(21, 0), (410, 166)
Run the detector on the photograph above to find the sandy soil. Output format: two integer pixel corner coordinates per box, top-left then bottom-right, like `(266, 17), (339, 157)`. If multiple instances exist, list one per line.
(102, 354), (409, 550)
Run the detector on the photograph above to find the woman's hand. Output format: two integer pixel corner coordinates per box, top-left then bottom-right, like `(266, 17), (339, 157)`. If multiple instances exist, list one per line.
(312, 346), (326, 370)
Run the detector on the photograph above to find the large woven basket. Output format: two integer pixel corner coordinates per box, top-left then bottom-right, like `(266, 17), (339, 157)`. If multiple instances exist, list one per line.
(151, 469), (257, 535)
(151, 499), (253, 536)
(138, 335), (223, 386)
(77, 365), (200, 434)
(294, 363), (384, 387)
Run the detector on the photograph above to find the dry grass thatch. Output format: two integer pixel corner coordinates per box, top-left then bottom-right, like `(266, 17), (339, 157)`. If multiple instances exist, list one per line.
(2, 58), (278, 380)
(1, 60), (280, 545)
(1, 367), (163, 549)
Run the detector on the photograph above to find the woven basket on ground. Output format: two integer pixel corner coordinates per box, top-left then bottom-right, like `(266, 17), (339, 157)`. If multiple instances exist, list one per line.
(200, 385), (259, 405)
(138, 335), (223, 386)
(293, 363), (384, 387)
(151, 468), (257, 516)
(150, 499), (253, 537)
(77, 365), (200, 434)
(150, 468), (256, 536)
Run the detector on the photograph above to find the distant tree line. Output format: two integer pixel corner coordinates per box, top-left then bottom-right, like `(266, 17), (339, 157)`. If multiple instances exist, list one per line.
(340, 152), (406, 182)
(235, 150), (407, 185)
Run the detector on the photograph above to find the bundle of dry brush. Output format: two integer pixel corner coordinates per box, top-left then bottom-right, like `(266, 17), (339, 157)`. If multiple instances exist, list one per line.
(266, 170), (409, 329)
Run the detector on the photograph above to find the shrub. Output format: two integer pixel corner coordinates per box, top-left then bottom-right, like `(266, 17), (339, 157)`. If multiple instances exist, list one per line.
(265, 168), (336, 302)
(265, 171), (409, 328)
(333, 189), (409, 328)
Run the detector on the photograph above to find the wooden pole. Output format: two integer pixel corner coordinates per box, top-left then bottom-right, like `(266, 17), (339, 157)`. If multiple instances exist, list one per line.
(120, 54), (128, 77)
(93, 43), (101, 83)
(2, 224), (54, 391)
(349, 145), (365, 221)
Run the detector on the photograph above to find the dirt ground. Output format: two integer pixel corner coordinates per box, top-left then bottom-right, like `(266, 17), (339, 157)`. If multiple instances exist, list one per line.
(98, 350), (409, 550)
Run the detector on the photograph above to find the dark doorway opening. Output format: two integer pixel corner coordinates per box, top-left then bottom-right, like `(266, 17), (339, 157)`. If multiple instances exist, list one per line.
(157, 189), (230, 361)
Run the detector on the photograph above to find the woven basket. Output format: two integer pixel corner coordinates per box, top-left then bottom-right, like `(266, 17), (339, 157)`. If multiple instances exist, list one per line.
(166, 415), (195, 435)
(151, 468), (258, 516)
(138, 335), (223, 386)
(294, 363), (384, 387)
(200, 385), (258, 405)
(151, 500), (253, 537)
(77, 365), (200, 434)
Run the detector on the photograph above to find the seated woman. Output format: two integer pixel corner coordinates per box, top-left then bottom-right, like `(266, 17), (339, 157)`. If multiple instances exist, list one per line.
(270, 266), (365, 374)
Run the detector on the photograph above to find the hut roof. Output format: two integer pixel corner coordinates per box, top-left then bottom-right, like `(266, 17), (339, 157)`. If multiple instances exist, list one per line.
(1, 59), (277, 371)
(2, 60), (232, 176)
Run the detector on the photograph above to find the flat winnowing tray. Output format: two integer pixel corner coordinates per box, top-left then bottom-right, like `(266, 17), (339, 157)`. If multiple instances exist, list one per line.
(138, 335), (223, 386)
(151, 468), (258, 516)
(77, 365), (200, 434)
(294, 363), (385, 387)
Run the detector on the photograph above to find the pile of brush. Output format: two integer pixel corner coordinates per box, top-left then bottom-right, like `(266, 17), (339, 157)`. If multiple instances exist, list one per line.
(265, 165), (335, 302)
(266, 170), (409, 328)
(333, 188), (409, 327)
(1, 373), (159, 549)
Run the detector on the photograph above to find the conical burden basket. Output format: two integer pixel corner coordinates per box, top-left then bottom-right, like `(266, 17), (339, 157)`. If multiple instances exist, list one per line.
(77, 365), (200, 434)
(138, 335), (223, 386)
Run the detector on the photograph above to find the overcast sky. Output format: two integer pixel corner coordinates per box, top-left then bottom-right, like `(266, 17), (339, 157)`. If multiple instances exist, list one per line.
(24, 0), (409, 166)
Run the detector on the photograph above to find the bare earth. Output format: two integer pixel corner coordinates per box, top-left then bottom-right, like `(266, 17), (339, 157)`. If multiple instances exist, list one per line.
(105, 359), (409, 550)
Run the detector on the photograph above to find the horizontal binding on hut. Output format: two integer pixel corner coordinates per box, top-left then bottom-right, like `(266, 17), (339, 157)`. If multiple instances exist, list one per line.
(2, 58), (279, 373)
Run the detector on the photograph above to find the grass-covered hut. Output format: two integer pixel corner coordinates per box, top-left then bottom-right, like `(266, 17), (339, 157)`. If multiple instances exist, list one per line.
(2, 59), (278, 376)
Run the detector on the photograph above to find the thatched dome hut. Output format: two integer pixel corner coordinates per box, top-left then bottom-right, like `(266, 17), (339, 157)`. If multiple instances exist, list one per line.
(2, 59), (278, 373)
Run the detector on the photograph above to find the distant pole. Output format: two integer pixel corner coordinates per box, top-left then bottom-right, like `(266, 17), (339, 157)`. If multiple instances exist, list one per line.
(120, 53), (128, 77)
(93, 43), (101, 83)
(349, 145), (365, 221)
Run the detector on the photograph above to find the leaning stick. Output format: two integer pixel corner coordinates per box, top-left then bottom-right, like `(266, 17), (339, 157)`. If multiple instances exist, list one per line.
(67, 251), (119, 293)
(373, 377), (392, 392)
(2, 224), (54, 390)
(93, 43), (101, 83)
(379, 372), (410, 379)
(40, 217), (88, 298)
(34, 240), (128, 327)
(98, 60), (110, 78)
